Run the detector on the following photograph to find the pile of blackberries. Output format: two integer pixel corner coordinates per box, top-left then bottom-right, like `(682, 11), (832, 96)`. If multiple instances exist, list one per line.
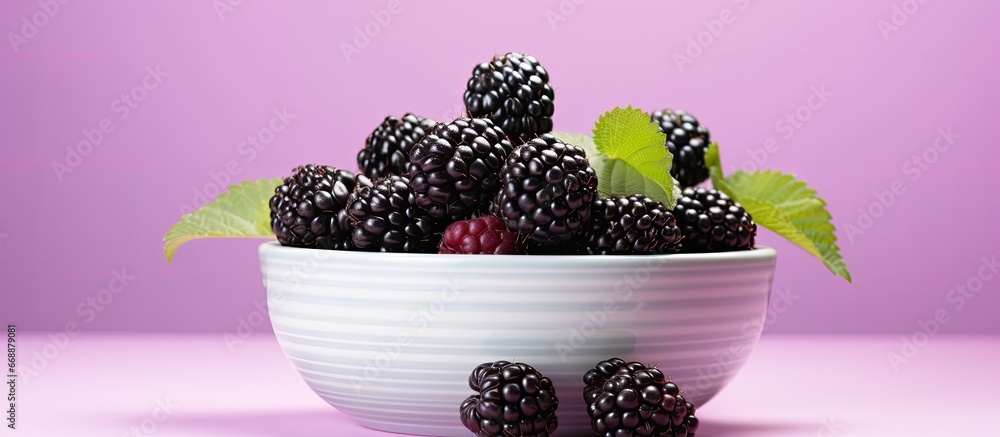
(269, 52), (755, 254)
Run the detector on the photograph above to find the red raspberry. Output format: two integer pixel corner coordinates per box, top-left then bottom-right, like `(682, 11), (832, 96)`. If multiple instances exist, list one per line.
(439, 215), (521, 254)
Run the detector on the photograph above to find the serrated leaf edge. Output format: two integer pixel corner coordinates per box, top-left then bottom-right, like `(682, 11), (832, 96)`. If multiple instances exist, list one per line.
(706, 144), (851, 282)
(163, 177), (282, 262)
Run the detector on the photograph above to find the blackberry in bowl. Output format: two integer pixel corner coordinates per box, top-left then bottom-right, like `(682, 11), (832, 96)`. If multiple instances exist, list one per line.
(464, 52), (555, 144)
(268, 164), (358, 250)
(651, 109), (711, 188)
(357, 113), (436, 179)
(674, 187), (757, 252)
(491, 134), (598, 246)
(406, 117), (513, 222)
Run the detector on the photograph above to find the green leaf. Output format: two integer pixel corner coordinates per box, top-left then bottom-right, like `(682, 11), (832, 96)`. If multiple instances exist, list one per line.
(551, 106), (678, 208)
(591, 106), (676, 207)
(163, 178), (282, 262)
(596, 159), (679, 209)
(705, 144), (851, 282)
(552, 130), (681, 208)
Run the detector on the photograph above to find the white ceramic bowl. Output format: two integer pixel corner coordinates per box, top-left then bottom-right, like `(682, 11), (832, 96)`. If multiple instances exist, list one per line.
(259, 242), (776, 436)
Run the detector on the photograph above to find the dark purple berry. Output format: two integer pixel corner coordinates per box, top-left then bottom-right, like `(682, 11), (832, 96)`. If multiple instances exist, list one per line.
(673, 188), (756, 252)
(346, 175), (442, 252)
(464, 52), (555, 144)
(584, 358), (699, 437)
(461, 361), (559, 437)
(406, 117), (513, 221)
(579, 195), (683, 255)
(357, 113), (436, 179)
(491, 134), (598, 246)
(269, 164), (358, 249)
(651, 109), (711, 188)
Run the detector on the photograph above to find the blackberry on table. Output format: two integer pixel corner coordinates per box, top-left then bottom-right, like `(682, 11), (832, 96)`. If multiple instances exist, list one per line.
(651, 109), (711, 188)
(581, 195), (683, 255)
(491, 134), (598, 246)
(406, 117), (513, 222)
(460, 360), (559, 437)
(269, 164), (358, 249)
(439, 215), (521, 255)
(464, 52), (555, 144)
(346, 175), (441, 252)
(584, 358), (699, 437)
(357, 113), (436, 179)
(673, 188), (756, 252)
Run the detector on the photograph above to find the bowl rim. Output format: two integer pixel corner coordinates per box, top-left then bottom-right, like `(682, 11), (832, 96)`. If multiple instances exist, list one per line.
(259, 241), (776, 264)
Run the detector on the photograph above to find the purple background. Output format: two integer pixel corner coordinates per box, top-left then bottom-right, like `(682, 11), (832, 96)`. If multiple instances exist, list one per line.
(1, 0), (997, 334)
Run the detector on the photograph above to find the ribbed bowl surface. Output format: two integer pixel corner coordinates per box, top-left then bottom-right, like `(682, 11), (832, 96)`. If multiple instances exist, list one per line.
(259, 242), (776, 436)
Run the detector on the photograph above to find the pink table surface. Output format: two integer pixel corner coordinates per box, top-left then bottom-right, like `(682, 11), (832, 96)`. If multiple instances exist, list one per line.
(10, 333), (997, 436)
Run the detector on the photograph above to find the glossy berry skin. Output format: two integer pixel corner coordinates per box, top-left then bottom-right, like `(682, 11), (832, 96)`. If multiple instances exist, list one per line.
(460, 361), (559, 437)
(673, 188), (756, 252)
(269, 164), (358, 249)
(583, 358), (700, 437)
(439, 215), (521, 254)
(407, 118), (514, 222)
(346, 175), (442, 252)
(357, 113), (436, 179)
(582, 195), (683, 255)
(491, 134), (598, 246)
(651, 109), (711, 188)
(464, 52), (555, 144)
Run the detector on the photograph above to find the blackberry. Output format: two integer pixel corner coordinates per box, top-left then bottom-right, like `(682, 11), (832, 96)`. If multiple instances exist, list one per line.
(651, 109), (711, 188)
(439, 215), (521, 255)
(464, 52), (555, 143)
(407, 118), (514, 221)
(357, 113), (436, 179)
(583, 358), (699, 437)
(269, 164), (358, 249)
(346, 175), (441, 252)
(581, 195), (683, 255)
(460, 361), (559, 437)
(673, 188), (756, 252)
(492, 134), (598, 245)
